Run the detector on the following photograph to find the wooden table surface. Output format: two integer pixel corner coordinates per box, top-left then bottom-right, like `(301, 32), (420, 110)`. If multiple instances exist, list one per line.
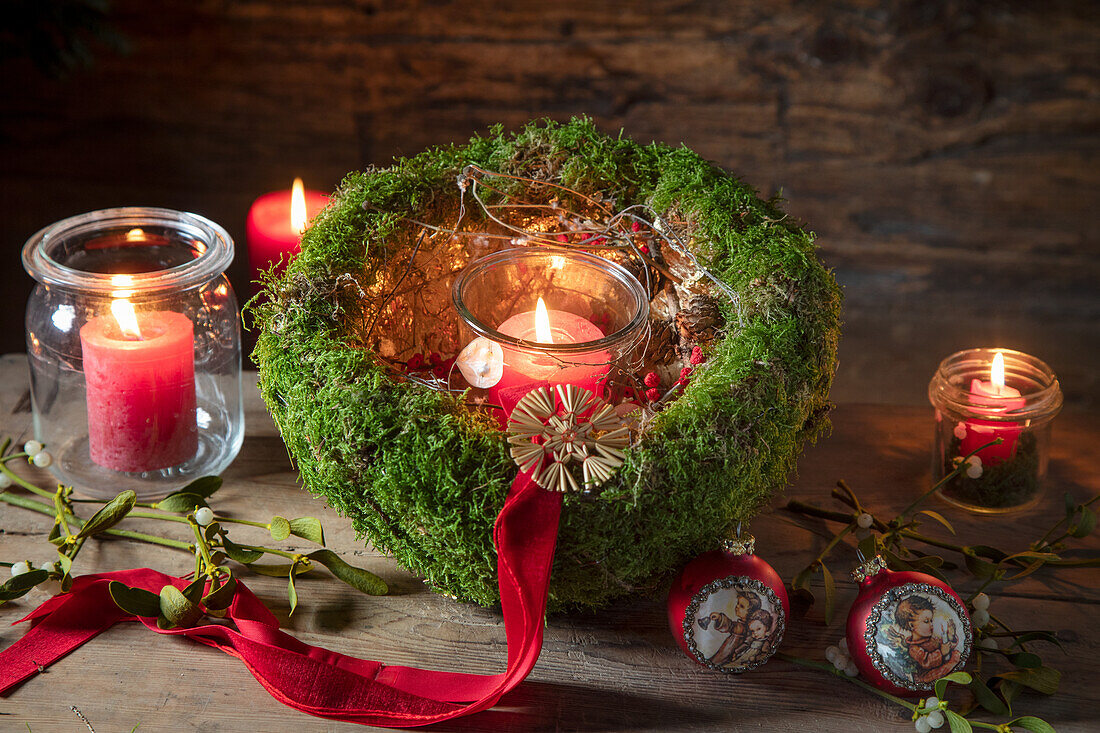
(1, 353), (1097, 732)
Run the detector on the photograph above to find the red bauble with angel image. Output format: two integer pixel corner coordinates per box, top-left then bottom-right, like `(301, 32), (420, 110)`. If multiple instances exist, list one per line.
(667, 534), (789, 673)
(846, 555), (973, 696)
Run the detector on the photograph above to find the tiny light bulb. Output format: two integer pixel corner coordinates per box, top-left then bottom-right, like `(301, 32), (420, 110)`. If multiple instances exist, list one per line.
(535, 297), (553, 344)
(290, 177), (308, 235)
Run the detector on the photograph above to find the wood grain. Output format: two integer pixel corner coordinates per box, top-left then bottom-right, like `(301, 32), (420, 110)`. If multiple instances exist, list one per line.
(0, 1), (1096, 410)
(0, 354), (1097, 731)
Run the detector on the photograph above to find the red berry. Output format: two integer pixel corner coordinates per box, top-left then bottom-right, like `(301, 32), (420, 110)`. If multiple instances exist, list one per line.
(428, 352), (442, 367)
(680, 366), (693, 379)
(644, 371), (660, 388)
(645, 388), (662, 402)
(639, 244), (650, 254)
(556, 233), (569, 243)
(408, 353), (424, 370)
(631, 221), (642, 232)
(594, 237), (607, 247)
(690, 346), (705, 366)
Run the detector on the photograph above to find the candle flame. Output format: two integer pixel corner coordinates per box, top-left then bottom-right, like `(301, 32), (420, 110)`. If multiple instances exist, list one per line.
(126, 228), (145, 242)
(991, 351), (1006, 392)
(290, 177), (308, 234)
(111, 298), (143, 340)
(535, 297), (553, 344)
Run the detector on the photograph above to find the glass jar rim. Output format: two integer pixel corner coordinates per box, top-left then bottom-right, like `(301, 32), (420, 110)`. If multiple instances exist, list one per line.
(452, 247), (650, 355)
(22, 207), (234, 294)
(928, 347), (1063, 422)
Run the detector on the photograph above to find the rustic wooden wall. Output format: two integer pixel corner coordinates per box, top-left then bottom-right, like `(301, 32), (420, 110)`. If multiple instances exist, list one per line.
(1, 0), (1096, 409)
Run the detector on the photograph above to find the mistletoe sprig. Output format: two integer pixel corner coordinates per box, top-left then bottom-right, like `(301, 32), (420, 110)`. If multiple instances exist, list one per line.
(0, 438), (387, 628)
(782, 439), (1096, 730)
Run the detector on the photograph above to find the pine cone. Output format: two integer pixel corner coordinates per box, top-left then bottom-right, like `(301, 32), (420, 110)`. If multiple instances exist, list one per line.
(676, 295), (724, 345)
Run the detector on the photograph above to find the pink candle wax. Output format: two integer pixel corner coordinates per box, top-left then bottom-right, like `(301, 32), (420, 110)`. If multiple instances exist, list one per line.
(959, 374), (1025, 465)
(492, 308), (608, 400)
(245, 180), (327, 292)
(80, 310), (197, 472)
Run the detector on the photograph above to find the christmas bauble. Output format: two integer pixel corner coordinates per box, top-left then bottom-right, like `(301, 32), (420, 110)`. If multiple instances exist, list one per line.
(845, 555), (973, 695)
(667, 535), (789, 673)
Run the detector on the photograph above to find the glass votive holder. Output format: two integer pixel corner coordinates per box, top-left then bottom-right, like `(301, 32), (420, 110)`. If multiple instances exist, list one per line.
(928, 348), (1062, 513)
(22, 207), (244, 500)
(451, 247), (649, 404)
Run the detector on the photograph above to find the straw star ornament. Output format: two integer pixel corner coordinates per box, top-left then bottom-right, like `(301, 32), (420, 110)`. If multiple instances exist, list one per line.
(506, 385), (630, 493)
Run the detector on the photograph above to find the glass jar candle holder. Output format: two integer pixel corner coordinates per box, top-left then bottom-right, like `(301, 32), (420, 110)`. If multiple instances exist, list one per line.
(928, 348), (1062, 513)
(451, 247), (649, 405)
(22, 207), (244, 500)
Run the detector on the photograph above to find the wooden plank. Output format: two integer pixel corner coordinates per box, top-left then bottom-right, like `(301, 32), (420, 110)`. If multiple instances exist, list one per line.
(1, 353), (1097, 730)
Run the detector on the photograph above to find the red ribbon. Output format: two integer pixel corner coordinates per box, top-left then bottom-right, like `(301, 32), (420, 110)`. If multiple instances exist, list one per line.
(0, 472), (562, 727)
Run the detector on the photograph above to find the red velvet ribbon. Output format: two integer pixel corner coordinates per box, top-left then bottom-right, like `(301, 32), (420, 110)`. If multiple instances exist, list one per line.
(0, 472), (562, 727)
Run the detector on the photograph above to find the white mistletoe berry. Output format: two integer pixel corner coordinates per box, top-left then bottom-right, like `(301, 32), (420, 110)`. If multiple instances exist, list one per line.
(39, 578), (63, 596)
(37, 560), (56, 573)
(0, 472), (12, 489)
(926, 710), (945, 729)
(857, 513), (874, 529)
(972, 609), (990, 628)
(10, 561), (29, 577)
(965, 455), (983, 479)
(23, 440), (43, 456)
(973, 593), (990, 611)
(194, 507), (215, 526)
(923, 696), (940, 710)
(914, 717), (932, 733)
(31, 451), (53, 468)
(826, 645), (840, 664)
(843, 660), (859, 677)
(979, 636), (999, 651)
(953, 422), (967, 440)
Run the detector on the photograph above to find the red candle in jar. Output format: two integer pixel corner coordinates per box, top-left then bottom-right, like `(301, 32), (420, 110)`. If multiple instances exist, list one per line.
(491, 298), (608, 400)
(80, 299), (197, 472)
(958, 351), (1026, 465)
(246, 177), (327, 292)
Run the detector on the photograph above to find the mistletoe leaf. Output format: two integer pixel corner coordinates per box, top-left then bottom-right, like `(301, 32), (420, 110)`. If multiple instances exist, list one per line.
(108, 581), (160, 617)
(967, 675), (1008, 716)
(918, 509), (955, 535)
(792, 565), (813, 591)
(1007, 716), (1057, 733)
(0, 569), (50, 601)
(945, 710), (973, 733)
(1009, 631), (1064, 651)
(269, 516), (291, 542)
(288, 565), (299, 616)
(182, 577), (206, 605)
(222, 536), (264, 564)
(820, 563), (836, 626)
(158, 585), (203, 628)
(202, 576), (237, 611)
(180, 476), (223, 499)
(1069, 506), (1096, 538)
(76, 490), (136, 538)
(1008, 651), (1043, 669)
(48, 522), (64, 546)
(288, 517), (325, 546)
(934, 671), (972, 700)
(995, 666), (1061, 695)
(307, 550), (388, 596)
(154, 492), (206, 513)
(963, 551), (998, 578)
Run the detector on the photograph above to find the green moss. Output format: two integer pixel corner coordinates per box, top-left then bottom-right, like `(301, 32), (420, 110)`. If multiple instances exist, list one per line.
(252, 117), (842, 609)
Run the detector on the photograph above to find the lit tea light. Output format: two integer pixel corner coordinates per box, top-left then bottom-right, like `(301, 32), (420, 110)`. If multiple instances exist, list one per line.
(958, 351), (1025, 465)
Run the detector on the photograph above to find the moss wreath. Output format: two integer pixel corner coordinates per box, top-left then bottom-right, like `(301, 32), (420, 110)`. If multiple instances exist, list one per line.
(252, 118), (841, 610)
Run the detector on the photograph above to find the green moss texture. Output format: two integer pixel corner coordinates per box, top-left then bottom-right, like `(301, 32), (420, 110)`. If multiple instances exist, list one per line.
(252, 118), (842, 610)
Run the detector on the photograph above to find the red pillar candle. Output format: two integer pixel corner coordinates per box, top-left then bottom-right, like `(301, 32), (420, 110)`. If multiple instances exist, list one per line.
(958, 351), (1026, 465)
(246, 177), (327, 291)
(80, 301), (197, 472)
(491, 297), (609, 401)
